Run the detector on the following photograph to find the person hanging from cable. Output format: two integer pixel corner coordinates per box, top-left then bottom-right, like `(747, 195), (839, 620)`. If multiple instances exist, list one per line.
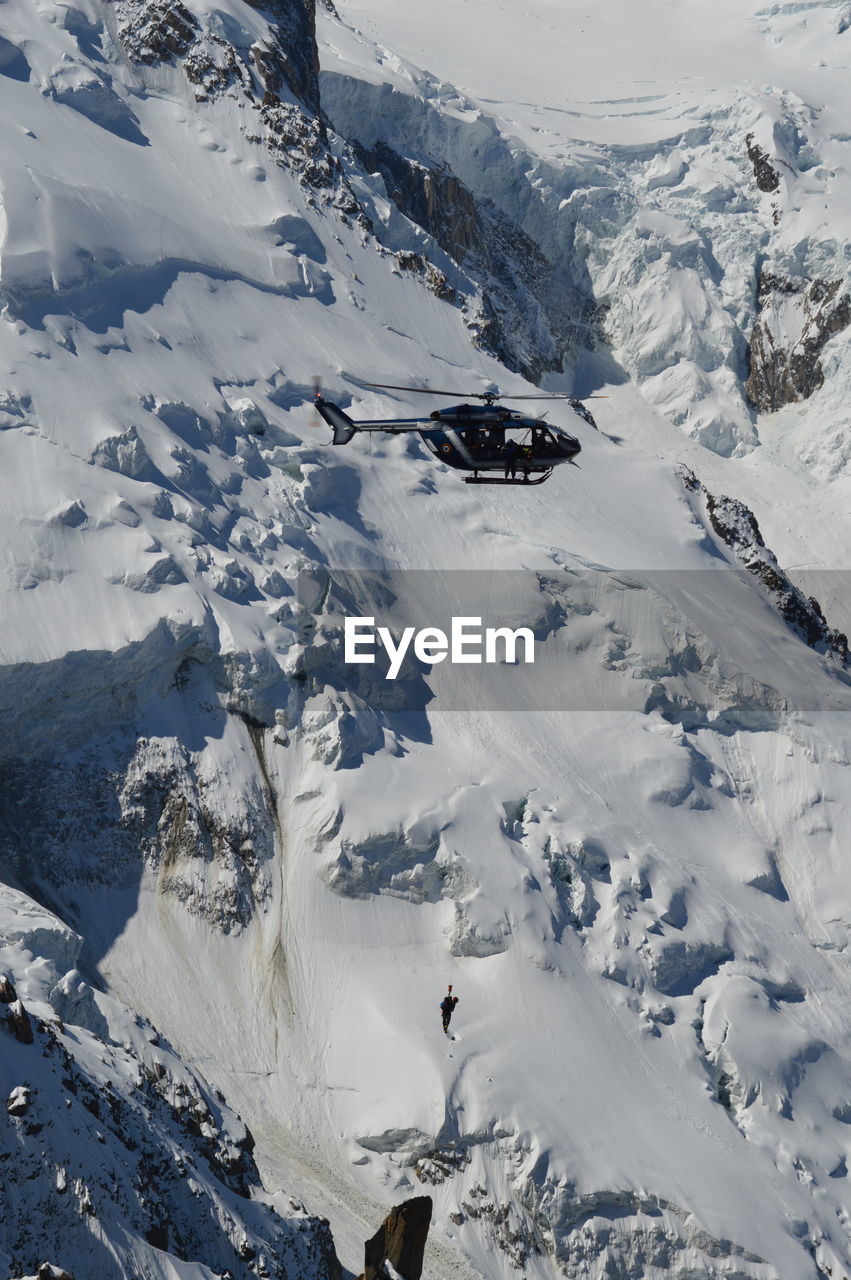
(440, 984), (459, 1035)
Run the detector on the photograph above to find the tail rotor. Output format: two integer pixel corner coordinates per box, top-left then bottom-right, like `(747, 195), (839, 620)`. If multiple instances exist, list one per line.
(309, 376), (323, 428)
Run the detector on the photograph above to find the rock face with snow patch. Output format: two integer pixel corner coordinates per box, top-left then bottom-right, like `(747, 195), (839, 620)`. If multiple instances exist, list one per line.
(244, 0), (321, 115)
(353, 139), (602, 381)
(6, 996), (34, 1043)
(115, 0), (343, 193)
(745, 271), (851, 411)
(116, 1), (198, 64)
(0, 628), (286, 939)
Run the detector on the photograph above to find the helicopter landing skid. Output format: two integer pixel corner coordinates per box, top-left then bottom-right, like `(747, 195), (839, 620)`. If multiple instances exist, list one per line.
(464, 470), (552, 486)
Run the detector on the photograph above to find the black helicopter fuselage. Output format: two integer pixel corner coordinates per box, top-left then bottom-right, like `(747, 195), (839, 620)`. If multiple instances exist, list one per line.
(420, 403), (580, 479)
(314, 395), (582, 485)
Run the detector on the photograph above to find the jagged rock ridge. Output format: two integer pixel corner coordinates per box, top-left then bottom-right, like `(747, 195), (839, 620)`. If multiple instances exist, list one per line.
(681, 467), (848, 660)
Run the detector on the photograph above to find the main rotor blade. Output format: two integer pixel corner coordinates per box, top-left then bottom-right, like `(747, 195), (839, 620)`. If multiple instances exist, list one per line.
(364, 381), (609, 401)
(361, 380), (609, 403)
(362, 380), (482, 397)
(497, 394), (610, 400)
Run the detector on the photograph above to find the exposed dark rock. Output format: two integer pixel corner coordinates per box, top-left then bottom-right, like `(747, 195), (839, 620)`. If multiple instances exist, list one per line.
(415, 1144), (471, 1185)
(183, 35), (251, 101)
(358, 1196), (433, 1280)
(459, 1188), (539, 1270)
(359, 141), (600, 381)
(0, 734), (273, 936)
(681, 467), (848, 661)
(393, 249), (456, 302)
(117, 0), (198, 64)
(745, 133), (780, 193)
(716, 1072), (735, 1111)
(37, 1263), (75, 1280)
(745, 270), (851, 411)
(0, 972), (16, 1003)
(365, 142), (478, 263)
(310, 1217), (343, 1280)
(567, 398), (599, 428)
(244, 0), (321, 117)
(6, 997), (34, 1044)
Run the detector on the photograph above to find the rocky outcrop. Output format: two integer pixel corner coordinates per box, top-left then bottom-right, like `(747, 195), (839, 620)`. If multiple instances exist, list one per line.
(114, 0), (351, 196)
(681, 468), (848, 660)
(358, 1196), (432, 1280)
(360, 141), (599, 382)
(745, 133), (780, 193)
(6, 997), (34, 1043)
(745, 270), (851, 411)
(117, 1), (198, 64)
(117, 0), (318, 111)
(456, 1188), (538, 1271)
(0, 734), (275, 936)
(0, 626), (288, 938)
(0, 972), (16, 1002)
(363, 143), (478, 262)
(392, 249), (456, 302)
(244, 0), (320, 116)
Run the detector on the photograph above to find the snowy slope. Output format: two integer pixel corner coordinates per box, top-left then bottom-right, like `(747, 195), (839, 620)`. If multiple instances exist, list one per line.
(1, 3), (851, 1280)
(318, 0), (851, 571)
(0, 883), (339, 1280)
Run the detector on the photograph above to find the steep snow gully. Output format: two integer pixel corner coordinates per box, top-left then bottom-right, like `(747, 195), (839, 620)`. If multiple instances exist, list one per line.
(3, 1), (851, 1279)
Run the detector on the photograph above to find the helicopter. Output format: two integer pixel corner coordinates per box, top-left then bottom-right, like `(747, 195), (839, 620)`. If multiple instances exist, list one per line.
(313, 381), (600, 485)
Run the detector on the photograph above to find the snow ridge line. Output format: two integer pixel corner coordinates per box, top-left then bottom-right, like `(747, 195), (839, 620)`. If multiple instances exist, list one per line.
(680, 466), (848, 661)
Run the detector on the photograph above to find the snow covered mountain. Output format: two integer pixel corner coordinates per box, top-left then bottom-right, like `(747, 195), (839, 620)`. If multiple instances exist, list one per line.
(2, 2), (851, 1279)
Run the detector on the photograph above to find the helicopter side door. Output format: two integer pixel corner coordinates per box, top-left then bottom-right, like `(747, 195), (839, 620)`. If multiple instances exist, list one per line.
(420, 428), (473, 471)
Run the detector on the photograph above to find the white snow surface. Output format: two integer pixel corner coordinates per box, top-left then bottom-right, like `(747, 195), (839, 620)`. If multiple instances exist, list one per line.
(1, 3), (851, 1279)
